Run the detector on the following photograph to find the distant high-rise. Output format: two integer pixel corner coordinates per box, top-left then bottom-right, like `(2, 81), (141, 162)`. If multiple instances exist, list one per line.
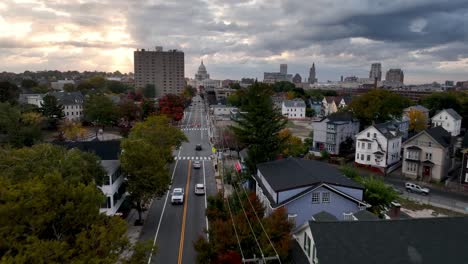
(369, 63), (382, 81)
(386, 69), (404, 83)
(308, 63), (316, 84)
(195, 60), (210, 81)
(280, 64), (288, 75)
(134, 46), (185, 97)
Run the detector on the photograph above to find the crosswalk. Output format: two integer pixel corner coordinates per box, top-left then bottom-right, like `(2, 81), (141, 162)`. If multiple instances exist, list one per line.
(173, 156), (212, 160)
(181, 128), (208, 131)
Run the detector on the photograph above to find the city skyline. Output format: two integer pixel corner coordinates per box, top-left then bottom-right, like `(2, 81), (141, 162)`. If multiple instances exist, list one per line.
(1, 0), (468, 84)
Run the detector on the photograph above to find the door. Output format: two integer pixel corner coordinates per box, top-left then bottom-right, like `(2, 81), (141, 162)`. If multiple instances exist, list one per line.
(423, 166), (431, 178)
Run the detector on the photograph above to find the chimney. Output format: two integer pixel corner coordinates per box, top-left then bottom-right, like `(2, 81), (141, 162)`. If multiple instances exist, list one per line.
(389, 201), (401, 219)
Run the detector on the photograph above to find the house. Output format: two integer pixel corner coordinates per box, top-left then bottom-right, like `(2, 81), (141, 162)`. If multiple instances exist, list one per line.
(393, 116), (410, 140)
(293, 217), (468, 264)
(49, 91), (85, 121)
(18, 93), (44, 108)
(282, 99), (306, 119)
(431, 108), (462, 136)
(307, 99), (322, 117)
(321, 96), (351, 116)
(403, 105), (430, 122)
(254, 158), (367, 228)
(355, 122), (402, 173)
(311, 112), (360, 155)
(54, 140), (127, 216)
(402, 126), (452, 182)
(461, 133), (468, 186)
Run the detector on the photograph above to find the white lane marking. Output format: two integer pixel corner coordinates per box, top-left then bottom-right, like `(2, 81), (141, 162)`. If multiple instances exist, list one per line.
(202, 161), (209, 241)
(200, 110), (203, 140)
(191, 156), (194, 160)
(183, 157), (186, 160)
(148, 147), (182, 264)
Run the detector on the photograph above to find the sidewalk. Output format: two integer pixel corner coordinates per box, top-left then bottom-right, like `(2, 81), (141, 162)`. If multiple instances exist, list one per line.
(121, 201), (153, 259)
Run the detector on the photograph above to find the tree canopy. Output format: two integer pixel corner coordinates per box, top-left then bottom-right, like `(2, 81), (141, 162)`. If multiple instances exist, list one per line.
(407, 109), (428, 133)
(278, 129), (307, 157)
(0, 103), (43, 147)
(159, 94), (185, 122)
(230, 82), (287, 173)
(83, 94), (118, 129)
(0, 81), (20, 105)
(0, 144), (134, 263)
(40, 94), (65, 129)
(349, 89), (412, 127)
(142, 84), (156, 98)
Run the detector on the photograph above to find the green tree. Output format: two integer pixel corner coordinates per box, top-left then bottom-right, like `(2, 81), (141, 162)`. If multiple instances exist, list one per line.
(271, 81), (295, 92)
(21, 79), (38, 89)
(229, 83), (241, 90)
(31, 84), (50, 93)
(0, 144), (133, 263)
(121, 115), (187, 224)
(278, 129), (306, 157)
(143, 84), (156, 98)
(39, 94), (65, 129)
(420, 91), (465, 116)
(0, 103), (44, 147)
(227, 93), (241, 107)
(349, 89), (412, 127)
(107, 80), (131, 94)
(83, 94), (118, 137)
(182, 86), (197, 98)
(0, 81), (20, 104)
(88, 75), (107, 91)
(63, 83), (77, 92)
(361, 176), (397, 215)
(230, 82), (287, 173)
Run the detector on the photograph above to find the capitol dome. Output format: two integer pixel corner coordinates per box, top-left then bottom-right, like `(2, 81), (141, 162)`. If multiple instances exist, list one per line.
(195, 60), (210, 81)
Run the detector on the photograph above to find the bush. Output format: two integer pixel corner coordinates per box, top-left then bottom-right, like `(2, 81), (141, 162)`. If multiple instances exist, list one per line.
(320, 150), (329, 160)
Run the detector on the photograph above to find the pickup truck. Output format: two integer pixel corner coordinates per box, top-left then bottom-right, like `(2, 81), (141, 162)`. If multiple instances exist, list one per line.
(405, 182), (430, 195)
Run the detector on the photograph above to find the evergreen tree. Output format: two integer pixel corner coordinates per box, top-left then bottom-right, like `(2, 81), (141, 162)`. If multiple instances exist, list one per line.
(39, 95), (65, 129)
(230, 82), (287, 173)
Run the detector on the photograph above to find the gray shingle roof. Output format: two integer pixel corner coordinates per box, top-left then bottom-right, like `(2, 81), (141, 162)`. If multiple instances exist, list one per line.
(309, 217), (468, 264)
(54, 140), (121, 160)
(404, 105), (429, 112)
(425, 126), (451, 148)
(312, 211), (338, 222)
(256, 158), (363, 192)
(444, 108), (462, 120)
(374, 121), (403, 139)
(49, 91), (84, 105)
(327, 112), (357, 123)
(352, 209), (379, 220)
(283, 99), (306, 108)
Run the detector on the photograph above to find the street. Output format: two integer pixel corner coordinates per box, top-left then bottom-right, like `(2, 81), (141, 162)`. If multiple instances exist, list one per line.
(139, 95), (217, 264)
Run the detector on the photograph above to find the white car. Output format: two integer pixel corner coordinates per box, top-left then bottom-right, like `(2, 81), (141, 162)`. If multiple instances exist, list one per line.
(405, 182), (430, 195)
(171, 188), (184, 204)
(193, 161), (201, 169)
(194, 184), (205, 195)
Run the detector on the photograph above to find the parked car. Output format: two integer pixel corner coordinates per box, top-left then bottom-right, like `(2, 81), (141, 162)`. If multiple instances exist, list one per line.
(171, 188), (184, 204)
(193, 161), (201, 169)
(194, 183), (205, 195)
(405, 182), (430, 195)
(195, 144), (202, 151)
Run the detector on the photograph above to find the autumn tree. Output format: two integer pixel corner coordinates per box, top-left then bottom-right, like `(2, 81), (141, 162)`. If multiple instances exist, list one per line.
(117, 99), (143, 136)
(39, 94), (65, 129)
(59, 120), (87, 141)
(278, 129), (306, 157)
(407, 109), (428, 132)
(230, 82), (287, 173)
(159, 94), (185, 122)
(348, 89), (412, 127)
(120, 115), (187, 224)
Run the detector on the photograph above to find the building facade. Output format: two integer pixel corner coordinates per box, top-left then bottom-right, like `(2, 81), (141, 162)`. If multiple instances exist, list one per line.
(321, 96), (351, 116)
(355, 122), (403, 173)
(402, 126), (452, 182)
(280, 64), (288, 75)
(431, 108), (462, 136)
(195, 60), (210, 81)
(309, 63), (317, 84)
(49, 91), (84, 121)
(369, 63), (382, 81)
(18, 93), (44, 107)
(311, 112), (360, 155)
(385, 69), (404, 83)
(282, 99), (306, 119)
(134, 46), (185, 97)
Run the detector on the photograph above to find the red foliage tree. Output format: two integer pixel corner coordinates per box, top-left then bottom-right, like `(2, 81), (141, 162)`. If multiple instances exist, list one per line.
(215, 250), (242, 264)
(159, 94), (185, 121)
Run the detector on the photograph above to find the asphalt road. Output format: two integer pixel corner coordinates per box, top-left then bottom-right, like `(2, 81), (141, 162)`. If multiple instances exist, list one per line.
(139, 95), (217, 264)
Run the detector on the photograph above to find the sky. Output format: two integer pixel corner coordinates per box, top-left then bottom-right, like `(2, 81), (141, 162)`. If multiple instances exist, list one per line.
(0, 0), (467, 84)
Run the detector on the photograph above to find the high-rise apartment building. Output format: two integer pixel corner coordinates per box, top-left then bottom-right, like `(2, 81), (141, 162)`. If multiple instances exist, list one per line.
(308, 63), (316, 84)
(369, 63), (382, 81)
(134, 46), (185, 97)
(385, 69), (404, 83)
(280, 64), (288, 75)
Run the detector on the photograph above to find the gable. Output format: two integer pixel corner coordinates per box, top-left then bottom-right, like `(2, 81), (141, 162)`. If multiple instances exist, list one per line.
(404, 131), (446, 149)
(433, 110), (456, 122)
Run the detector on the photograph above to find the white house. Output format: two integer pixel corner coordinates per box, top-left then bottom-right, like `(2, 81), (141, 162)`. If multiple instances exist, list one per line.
(18, 93), (44, 108)
(321, 96), (351, 116)
(49, 91), (84, 121)
(355, 122), (403, 173)
(431, 108), (462, 136)
(282, 99), (306, 119)
(311, 112), (360, 155)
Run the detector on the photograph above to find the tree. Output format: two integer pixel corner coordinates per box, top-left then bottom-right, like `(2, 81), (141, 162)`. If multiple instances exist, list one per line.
(227, 93), (241, 107)
(348, 89), (412, 127)
(182, 86), (197, 98)
(229, 83), (241, 90)
(63, 83), (77, 92)
(117, 99), (143, 136)
(76, 80), (94, 93)
(407, 109), (427, 132)
(278, 129), (306, 157)
(59, 120), (87, 141)
(83, 94), (118, 137)
(361, 176), (397, 215)
(88, 75), (107, 91)
(271, 81), (295, 92)
(0, 103), (44, 147)
(141, 99), (157, 118)
(120, 115), (187, 224)
(40, 94), (65, 129)
(0, 144), (133, 263)
(31, 84), (49, 94)
(420, 92), (461, 116)
(230, 82), (287, 173)
(21, 79), (38, 89)
(159, 94), (185, 121)
(143, 84), (156, 98)
(306, 107), (315, 117)
(108, 80), (131, 94)
(0, 81), (20, 104)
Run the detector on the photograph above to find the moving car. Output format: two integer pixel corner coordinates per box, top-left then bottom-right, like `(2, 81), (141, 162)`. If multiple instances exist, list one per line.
(171, 188), (184, 204)
(194, 184), (205, 195)
(405, 182), (430, 195)
(193, 160), (201, 169)
(195, 144), (202, 151)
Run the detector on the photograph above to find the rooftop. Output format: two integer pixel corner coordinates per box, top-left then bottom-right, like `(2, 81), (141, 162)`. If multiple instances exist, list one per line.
(54, 140), (121, 160)
(283, 99), (306, 108)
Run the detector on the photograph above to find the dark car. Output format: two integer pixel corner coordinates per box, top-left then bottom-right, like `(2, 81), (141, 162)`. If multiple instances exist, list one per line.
(195, 144), (202, 151)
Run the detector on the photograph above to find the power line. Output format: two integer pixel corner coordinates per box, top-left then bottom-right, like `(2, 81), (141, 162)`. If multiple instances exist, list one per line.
(225, 193), (246, 261)
(237, 181), (281, 263)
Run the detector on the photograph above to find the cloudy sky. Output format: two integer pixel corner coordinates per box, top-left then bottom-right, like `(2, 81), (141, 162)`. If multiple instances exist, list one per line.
(1, 0), (467, 84)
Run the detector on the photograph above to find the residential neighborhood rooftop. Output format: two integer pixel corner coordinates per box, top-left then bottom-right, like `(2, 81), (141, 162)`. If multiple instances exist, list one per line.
(423, 126), (452, 147)
(436, 108), (462, 120)
(54, 140), (121, 160)
(283, 99), (306, 108)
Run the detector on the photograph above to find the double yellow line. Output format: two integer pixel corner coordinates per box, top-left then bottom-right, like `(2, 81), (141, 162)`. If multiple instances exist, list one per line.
(177, 160), (191, 264)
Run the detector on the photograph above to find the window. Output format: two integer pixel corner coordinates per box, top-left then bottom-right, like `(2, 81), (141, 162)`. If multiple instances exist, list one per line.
(367, 155), (370, 161)
(361, 154), (364, 160)
(373, 133), (377, 138)
(425, 152), (432, 160)
(322, 192), (330, 203)
(406, 162), (417, 172)
(312, 192), (320, 203)
(428, 142), (432, 147)
(304, 234), (311, 257)
(357, 142), (360, 148)
(356, 153), (359, 160)
(465, 173), (468, 183)
(367, 143), (371, 149)
(367, 132), (370, 137)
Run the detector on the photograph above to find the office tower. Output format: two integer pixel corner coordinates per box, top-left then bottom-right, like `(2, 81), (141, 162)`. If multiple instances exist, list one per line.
(369, 63), (382, 81)
(386, 69), (404, 83)
(134, 46), (185, 97)
(280, 64), (288, 75)
(309, 63), (316, 84)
